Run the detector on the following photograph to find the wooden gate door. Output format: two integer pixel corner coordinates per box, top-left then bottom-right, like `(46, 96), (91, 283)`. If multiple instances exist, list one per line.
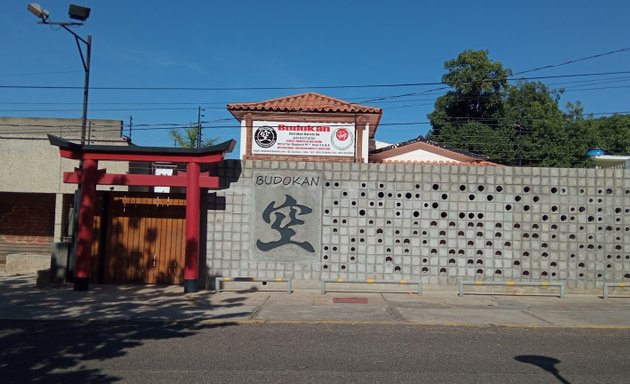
(103, 193), (186, 284)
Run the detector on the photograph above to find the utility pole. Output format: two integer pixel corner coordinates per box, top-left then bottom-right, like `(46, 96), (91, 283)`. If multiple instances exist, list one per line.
(128, 115), (133, 141)
(196, 106), (203, 148)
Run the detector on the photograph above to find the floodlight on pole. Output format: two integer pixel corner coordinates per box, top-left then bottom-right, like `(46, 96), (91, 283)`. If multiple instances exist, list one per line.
(27, 3), (49, 21)
(68, 4), (90, 21)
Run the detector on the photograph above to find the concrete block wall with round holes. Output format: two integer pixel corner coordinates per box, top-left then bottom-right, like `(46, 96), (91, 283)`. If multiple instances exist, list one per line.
(204, 160), (630, 291)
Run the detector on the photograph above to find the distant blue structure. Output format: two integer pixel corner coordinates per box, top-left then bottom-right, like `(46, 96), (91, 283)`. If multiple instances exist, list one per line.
(586, 148), (607, 157)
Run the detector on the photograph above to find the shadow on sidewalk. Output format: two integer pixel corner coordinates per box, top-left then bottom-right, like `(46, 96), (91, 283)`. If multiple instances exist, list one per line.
(0, 275), (246, 383)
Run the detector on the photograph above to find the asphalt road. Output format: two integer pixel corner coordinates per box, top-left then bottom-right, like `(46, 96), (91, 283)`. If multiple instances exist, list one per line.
(1, 319), (629, 383)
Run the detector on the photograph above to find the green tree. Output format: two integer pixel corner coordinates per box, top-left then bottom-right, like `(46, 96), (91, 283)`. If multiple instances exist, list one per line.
(427, 50), (514, 163)
(582, 114), (630, 155)
(169, 126), (217, 148)
(426, 50), (603, 167)
(428, 50), (511, 138)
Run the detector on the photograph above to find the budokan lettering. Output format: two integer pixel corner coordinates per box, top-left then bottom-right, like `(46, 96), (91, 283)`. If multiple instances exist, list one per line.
(278, 124), (330, 132)
(256, 175), (320, 187)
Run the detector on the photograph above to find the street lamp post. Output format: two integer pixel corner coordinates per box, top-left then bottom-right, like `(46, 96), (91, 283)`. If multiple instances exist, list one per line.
(28, 3), (93, 291)
(28, 3), (92, 144)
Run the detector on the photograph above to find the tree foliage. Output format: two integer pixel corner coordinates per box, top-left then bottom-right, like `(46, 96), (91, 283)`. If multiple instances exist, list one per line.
(426, 50), (630, 167)
(169, 126), (217, 148)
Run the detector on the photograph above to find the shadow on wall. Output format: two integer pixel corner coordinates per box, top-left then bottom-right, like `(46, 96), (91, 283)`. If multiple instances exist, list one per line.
(0, 275), (251, 382)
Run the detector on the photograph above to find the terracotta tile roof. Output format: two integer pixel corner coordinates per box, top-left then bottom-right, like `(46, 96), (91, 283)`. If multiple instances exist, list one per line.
(227, 92), (382, 114)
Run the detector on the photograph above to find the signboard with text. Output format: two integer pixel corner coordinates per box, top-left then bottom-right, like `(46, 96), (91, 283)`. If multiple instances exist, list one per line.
(252, 121), (355, 157)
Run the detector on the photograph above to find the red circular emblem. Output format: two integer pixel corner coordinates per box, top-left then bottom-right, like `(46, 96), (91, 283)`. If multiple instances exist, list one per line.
(335, 128), (349, 141)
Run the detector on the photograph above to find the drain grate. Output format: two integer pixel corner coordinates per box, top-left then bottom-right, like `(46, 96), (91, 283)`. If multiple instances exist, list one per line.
(332, 297), (368, 304)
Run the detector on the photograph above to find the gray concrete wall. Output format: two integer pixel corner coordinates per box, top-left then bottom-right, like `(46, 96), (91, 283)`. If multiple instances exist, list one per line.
(206, 160), (630, 291)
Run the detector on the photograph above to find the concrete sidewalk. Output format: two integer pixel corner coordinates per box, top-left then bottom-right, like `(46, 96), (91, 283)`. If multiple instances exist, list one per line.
(1, 275), (629, 328)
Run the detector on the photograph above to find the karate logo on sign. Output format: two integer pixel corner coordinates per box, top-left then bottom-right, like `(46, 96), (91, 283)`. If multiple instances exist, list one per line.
(254, 126), (277, 148)
(331, 127), (353, 151)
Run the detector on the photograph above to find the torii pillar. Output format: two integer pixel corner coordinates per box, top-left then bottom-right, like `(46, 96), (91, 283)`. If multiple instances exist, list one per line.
(49, 135), (235, 293)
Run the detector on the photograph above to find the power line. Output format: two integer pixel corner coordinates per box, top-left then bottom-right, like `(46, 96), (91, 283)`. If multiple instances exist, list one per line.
(2, 70), (630, 92)
(513, 46), (630, 76)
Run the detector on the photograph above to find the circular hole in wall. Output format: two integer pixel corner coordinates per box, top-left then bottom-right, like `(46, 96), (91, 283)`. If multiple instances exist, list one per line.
(469, 194), (476, 201)
(385, 256), (393, 262)
(432, 184), (439, 190)
(422, 267), (429, 274)
(522, 270), (530, 276)
(394, 266), (401, 272)
(514, 260), (521, 266)
(460, 185), (466, 191)
(495, 269), (502, 275)
(476, 269), (484, 275)
(439, 267), (447, 274)
(496, 186), (503, 192)
(323, 265), (328, 269)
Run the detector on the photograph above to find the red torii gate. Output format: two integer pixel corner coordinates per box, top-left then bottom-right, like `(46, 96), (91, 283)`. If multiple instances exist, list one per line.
(48, 135), (235, 293)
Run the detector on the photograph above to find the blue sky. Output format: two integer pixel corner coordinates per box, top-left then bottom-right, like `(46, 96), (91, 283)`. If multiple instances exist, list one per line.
(1, 0), (629, 157)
